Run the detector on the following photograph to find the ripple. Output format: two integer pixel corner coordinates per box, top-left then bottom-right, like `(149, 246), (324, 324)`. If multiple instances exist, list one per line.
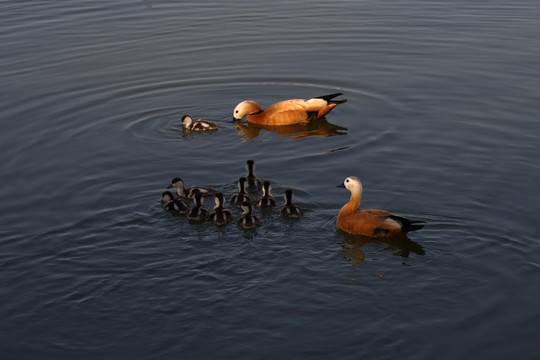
(3, 1), (540, 358)
(57, 79), (398, 148)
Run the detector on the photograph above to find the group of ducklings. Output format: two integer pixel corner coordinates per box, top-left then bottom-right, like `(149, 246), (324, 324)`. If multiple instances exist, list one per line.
(161, 159), (303, 229)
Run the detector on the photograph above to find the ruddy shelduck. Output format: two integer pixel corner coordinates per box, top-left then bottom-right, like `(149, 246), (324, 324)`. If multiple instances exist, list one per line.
(336, 176), (424, 238)
(233, 93), (347, 126)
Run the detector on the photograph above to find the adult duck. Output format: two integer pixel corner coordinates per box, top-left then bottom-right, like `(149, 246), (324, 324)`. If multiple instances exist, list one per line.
(233, 93), (347, 126)
(336, 176), (424, 238)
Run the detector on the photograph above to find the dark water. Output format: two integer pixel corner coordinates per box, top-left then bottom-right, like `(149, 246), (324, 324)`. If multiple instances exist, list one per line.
(2, 0), (540, 359)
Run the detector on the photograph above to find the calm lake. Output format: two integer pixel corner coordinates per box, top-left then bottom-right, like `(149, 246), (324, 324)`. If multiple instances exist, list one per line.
(1, 0), (540, 359)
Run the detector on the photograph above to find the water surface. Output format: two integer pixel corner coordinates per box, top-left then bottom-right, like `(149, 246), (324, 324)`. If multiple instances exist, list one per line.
(1, 1), (540, 359)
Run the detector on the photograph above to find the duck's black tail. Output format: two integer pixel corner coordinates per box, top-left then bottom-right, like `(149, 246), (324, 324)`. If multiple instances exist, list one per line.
(388, 215), (426, 233)
(316, 92), (347, 104)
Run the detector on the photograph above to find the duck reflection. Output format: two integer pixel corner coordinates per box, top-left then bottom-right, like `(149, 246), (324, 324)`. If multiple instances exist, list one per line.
(338, 230), (425, 266)
(233, 117), (348, 141)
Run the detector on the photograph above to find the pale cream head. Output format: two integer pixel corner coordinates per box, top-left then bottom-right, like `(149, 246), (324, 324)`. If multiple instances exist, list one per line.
(182, 114), (193, 127)
(233, 101), (262, 120)
(343, 176), (363, 194)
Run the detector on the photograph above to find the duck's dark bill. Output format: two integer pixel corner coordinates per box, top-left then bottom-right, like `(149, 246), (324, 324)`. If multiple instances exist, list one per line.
(337, 183), (345, 188)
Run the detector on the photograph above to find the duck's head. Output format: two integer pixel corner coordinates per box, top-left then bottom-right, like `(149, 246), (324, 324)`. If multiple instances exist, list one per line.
(214, 192), (225, 208)
(182, 114), (193, 127)
(238, 177), (247, 191)
(240, 200), (253, 214)
(337, 176), (363, 194)
(168, 177), (184, 189)
(262, 181), (271, 195)
(162, 191), (174, 203)
(192, 189), (203, 206)
(246, 159), (255, 173)
(284, 189), (293, 202)
(233, 101), (262, 120)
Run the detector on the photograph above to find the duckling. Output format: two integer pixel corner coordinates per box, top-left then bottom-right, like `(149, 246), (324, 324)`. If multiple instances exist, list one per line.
(233, 93), (347, 126)
(162, 190), (189, 215)
(230, 177), (251, 207)
(237, 201), (260, 230)
(186, 190), (208, 222)
(181, 114), (218, 132)
(209, 192), (233, 226)
(256, 181), (276, 208)
(245, 159), (263, 191)
(161, 190), (175, 207)
(280, 189), (303, 218)
(336, 176), (424, 238)
(168, 177), (217, 199)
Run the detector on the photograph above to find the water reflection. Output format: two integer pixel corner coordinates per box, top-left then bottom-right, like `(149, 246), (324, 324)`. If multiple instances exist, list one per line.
(181, 128), (219, 140)
(234, 117), (348, 141)
(338, 230), (425, 266)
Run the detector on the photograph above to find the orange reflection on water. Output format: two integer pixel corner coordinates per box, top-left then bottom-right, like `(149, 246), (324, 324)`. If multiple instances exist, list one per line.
(338, 229), (425, 266)
(234, 117), (348, 141)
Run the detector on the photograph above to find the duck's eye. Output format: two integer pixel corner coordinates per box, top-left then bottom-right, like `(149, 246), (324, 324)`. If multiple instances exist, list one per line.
(346, 179), (350, 183)
(235, 110), (239, 113)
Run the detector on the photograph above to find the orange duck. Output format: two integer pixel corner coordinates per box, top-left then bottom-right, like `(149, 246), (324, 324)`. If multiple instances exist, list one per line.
(233, 93), (347, 126)
(336, 176), (424, 238)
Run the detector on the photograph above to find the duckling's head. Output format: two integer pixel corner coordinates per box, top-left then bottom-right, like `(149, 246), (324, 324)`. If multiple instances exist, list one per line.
(162, 191), (174, 203)
(168, 177), (184, 189)
(192, 189), (203, 205)
(214, 192), (225, 208)
(284, 189), (293, 202)
(240, 200), (253, 214)
(182, 114), (193, 127)
(233, 101), (262, 120)
(262, 181), (271, 195)
(337, 176), (363, 194)
(238, 177), (247, 191)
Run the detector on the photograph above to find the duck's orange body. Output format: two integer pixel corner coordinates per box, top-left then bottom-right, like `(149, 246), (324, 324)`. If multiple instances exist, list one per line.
(233, 93), (347, 126)
(336, 176), (424, 238)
